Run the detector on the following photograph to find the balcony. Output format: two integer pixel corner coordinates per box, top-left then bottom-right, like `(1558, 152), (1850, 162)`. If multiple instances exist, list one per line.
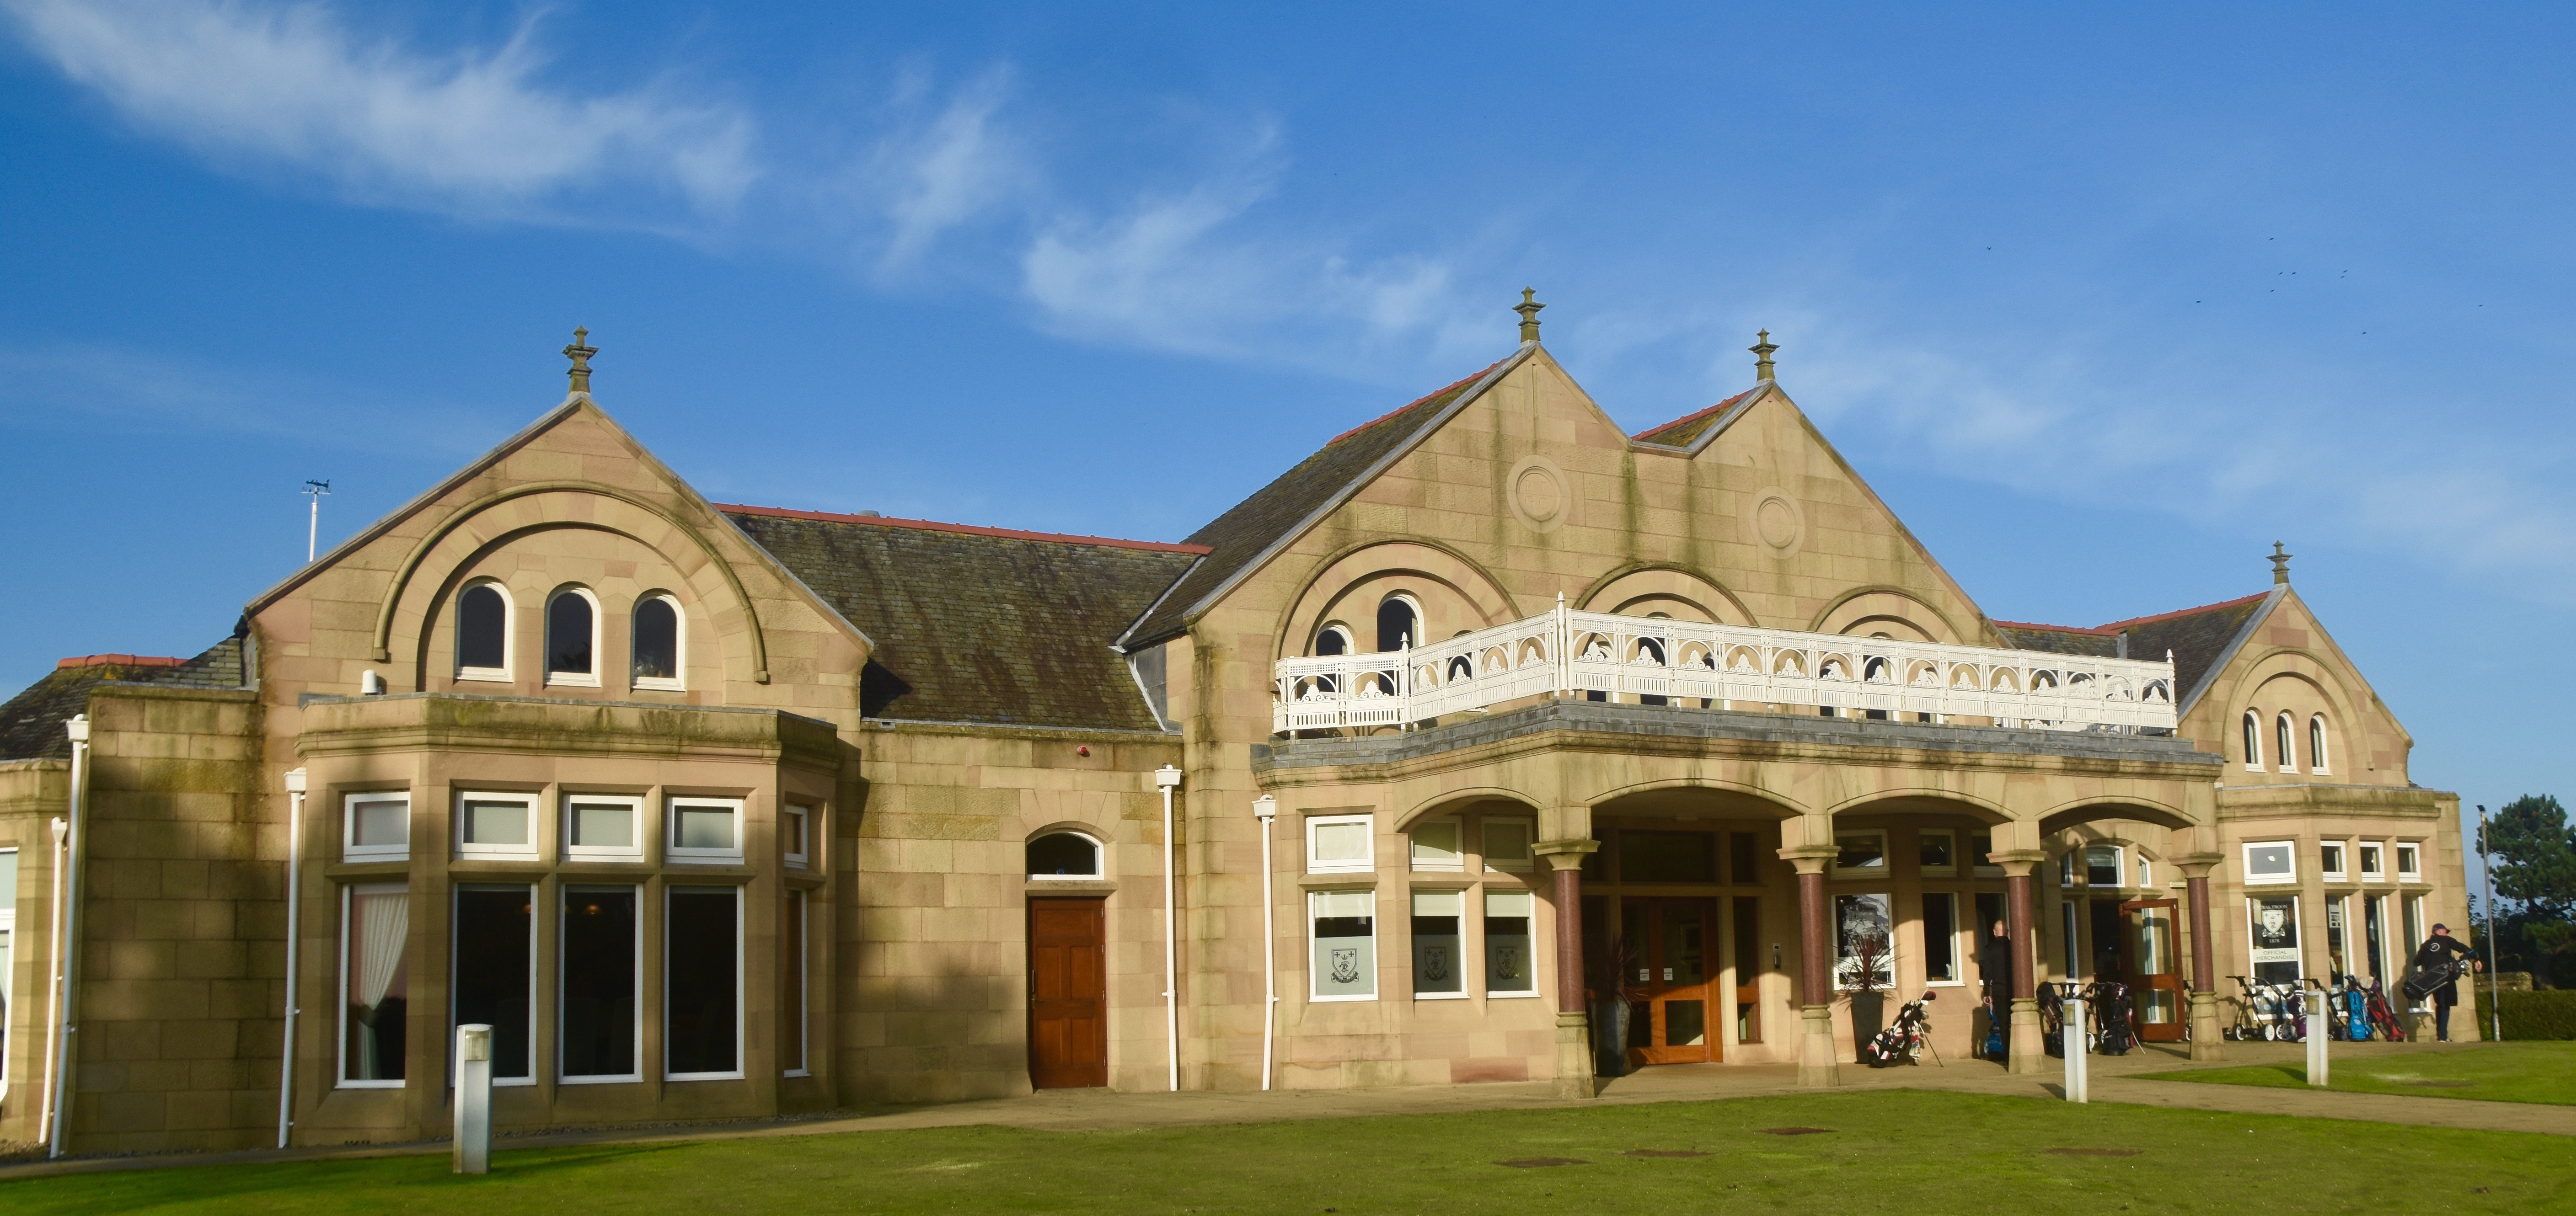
(1272, 604), (2177, 736)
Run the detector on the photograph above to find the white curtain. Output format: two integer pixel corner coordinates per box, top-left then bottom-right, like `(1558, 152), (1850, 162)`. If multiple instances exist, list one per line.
(356, 891), (408, 1009)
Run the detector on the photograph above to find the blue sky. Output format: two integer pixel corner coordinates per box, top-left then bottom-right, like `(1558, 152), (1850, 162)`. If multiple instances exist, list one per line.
(1, 3), (2568, 840)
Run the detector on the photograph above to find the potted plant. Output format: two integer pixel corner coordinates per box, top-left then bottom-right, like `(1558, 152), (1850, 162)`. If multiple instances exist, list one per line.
(1841, 925), (1893, 1054)
(1586, 937), (1649, 1078)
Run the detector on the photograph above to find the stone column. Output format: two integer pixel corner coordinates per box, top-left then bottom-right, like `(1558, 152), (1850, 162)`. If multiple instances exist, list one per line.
(1779, 844), (1840, 1088)
(1990, 849), (2046, 1075)
(2174, 853), (2226, 1060)
(1535, 838), (1600, 1099)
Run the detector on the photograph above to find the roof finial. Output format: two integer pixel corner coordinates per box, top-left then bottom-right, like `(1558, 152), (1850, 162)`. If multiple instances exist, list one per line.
(1515, 288), (1545, 343)
(1750, 329), (1778, 381)
(2269, 540), (2292, 585)
(563, 326), (598, 394)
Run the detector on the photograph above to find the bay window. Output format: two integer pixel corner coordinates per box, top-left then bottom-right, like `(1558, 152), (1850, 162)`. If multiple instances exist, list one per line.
(560, 885), (638, 1082)
(453, 885), (534, 1083)
(665, 886), (742, 1080)
(340, 883), (410, 1086)
(1484, 890), (1535, 995)
(1309, 889), (1376, 1000)
(1411, 891), (1465, 997)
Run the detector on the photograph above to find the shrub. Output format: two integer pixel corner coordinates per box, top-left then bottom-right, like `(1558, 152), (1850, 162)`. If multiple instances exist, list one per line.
(2473, 989), (2576, 1040)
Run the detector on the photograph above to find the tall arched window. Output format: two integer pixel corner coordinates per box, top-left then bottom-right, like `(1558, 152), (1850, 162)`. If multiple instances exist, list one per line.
(632, 594), (681, 688)
(2308, 715), (2329, 774)
(546, 589), (598, 684)
(1313, 625), (1350, 656)
(1376, 597), (1417, 652)
(456, 582), (509, 679)
(2241, 711), (2262, 770)
(2275, 713), (2295, 773)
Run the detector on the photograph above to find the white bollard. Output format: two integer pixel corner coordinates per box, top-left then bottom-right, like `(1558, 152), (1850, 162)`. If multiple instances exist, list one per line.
(2063, 993), (2087, 1103)
(454, 1024), (492, 1175)
(2306, 991), (2329, 1087)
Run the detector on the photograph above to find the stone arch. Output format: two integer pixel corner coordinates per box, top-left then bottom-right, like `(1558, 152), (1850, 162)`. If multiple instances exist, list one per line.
(1393, 788), (1542, 833)
(1808, 586), (1967, 644)
(1819, 789), (2014, 827)
(2217, 648), (2368, 771)
(1575, 563), (1755, 625)
(1584, 776), (1809, 821)
(1275, 539), (1520, 662)
(2034, 797), (2197, 836)
(376, 482), (770, 683)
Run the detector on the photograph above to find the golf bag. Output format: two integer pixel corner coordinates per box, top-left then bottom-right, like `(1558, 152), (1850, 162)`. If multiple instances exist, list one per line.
(2403, 955), (2465, 1003)
(2088, 981), (2137, 1055)
(2364, 980), (2407, 1041)
(1863, 991), (1935, 1068)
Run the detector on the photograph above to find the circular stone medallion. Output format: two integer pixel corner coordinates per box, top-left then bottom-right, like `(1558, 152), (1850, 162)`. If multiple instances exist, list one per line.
(1506, 456), (1572, 534)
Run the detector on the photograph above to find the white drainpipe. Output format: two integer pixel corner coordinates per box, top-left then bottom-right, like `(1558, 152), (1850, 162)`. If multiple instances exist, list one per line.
(36, 814), (66, 1147)
(1153, 765), (1183, 1092)
(276, 768), (307, 1148)
(47, 714), (91, 1159)
(1252, 795), (1278, 1090)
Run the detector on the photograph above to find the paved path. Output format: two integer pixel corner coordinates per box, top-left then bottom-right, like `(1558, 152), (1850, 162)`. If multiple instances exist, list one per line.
(3, 1040), (2562, 1183)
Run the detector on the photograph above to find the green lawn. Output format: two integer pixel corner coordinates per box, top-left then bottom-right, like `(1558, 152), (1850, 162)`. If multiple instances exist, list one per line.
(5, 1090), (2570, 1215)
(2141, 1041), (2576, 1105)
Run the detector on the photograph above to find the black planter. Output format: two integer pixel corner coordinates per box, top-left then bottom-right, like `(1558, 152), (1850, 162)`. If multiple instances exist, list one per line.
(1593, 998), (1629, 1077)
(1848, 991), (1886, 1055)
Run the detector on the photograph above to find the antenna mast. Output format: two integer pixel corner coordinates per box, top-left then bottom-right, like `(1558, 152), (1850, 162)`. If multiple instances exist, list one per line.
(303, 480), (331, 563)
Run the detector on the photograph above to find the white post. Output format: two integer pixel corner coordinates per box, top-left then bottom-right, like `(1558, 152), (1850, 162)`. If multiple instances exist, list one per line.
(277, 768), (306, 1148)
(1555, 592), (1569, 696)
(2306, 984), (2329, 1086)
(47, 715), (91, 1159)
(2062, 991), (2087, 1103)
(2480, 805), (2503, 1043)
(37, 815), (67, 1147)
(1253, 795), (1278, 1092)
(1154, 765), (1183, 1092)
(454, 1024), (492, 1174)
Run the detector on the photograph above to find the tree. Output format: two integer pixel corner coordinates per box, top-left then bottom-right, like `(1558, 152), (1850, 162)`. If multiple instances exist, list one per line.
(2480, 795), (2576, 986)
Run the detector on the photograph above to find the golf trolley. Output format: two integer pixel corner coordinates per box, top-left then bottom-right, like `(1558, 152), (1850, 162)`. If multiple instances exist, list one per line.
(2223, 975), (2305, 1041)
(1863, 990), (1941, 1068)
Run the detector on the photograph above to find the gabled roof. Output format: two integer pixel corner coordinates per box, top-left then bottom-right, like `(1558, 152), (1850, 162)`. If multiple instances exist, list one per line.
(0, 636), (246, 760)
(1996, 589), (2277, 715)
(1115, 351), (1529, 649)
(723, 506), (1202, 731)
(1632, 388), (1759, 448)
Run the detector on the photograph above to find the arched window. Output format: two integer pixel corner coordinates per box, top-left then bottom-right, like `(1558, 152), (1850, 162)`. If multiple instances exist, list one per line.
(1027, 831), (1102, 879)
(1376, 597), (1417, 652)
(632, 594), (682, 688)
(1313, 625), (1350, 656)
(456, 582), (509, 679)
(2241, 712), (2262, 770)
(2275, 713), (2295, 773)
(546, 589), (597, 684)
(2308, 715), (2329, 774)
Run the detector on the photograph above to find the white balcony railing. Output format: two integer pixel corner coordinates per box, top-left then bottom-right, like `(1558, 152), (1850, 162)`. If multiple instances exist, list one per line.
(1272, 601), (2177, 735)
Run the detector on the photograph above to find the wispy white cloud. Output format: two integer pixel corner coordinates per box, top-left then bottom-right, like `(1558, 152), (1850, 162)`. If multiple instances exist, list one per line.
(865, 66), (1025, 271)
(1, 0), (757, 219)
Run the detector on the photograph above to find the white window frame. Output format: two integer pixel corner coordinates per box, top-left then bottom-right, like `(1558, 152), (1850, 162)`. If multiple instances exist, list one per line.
(782, 804), (812, 870)
(2246, 894), (2304, 984)
(1025, 830), (1104, 880)
(2081, 843), (2126, 889)
(1313, 623), (1355, 656)
(558, 884), (642, 1084)
(783, 887), (810, 1078)
(1831, 830), (1889, 878)
(1483, 888), (1539, 997)
(2242, 839), (2297, 886)
(1306, 813), (1374, 875)
(0, 847), (16, 1099)
(337, 881), (409, 1089)
(666, 796), (746, 865)
(455, 578), (514, 683)
(2308, 714), (2330, 775)
(2136, 855), (2153, 890)
(2319, 842), (2347, 883)
(1834, 891), (1897, 991)
(1917, 829), (1958, 878)
(543, 586), (604, 688)
(1921, 891), (1965, 986)
(2242, 711), (2263, 772)
(1308, 888), (1378, 1002)
(455, 789), (540, 861)
(1408, 816), (1464, 873)
(562, 794), (646, 864)
(2358, 841), (2386, 882)
(1971, 832), (2002, 877)
(1409, 889), (1468, 1000)
(2395, 843), (2422, 883)
(630, 592), (686, 692)
(1481, 816), (1535, 874)
(1376, 592), (1425, 651)
(343, 792), (411, 863)
(2276, 712), (2298, 774)
(450, 882), (538, 1087)
(664, 885), (746, 1082)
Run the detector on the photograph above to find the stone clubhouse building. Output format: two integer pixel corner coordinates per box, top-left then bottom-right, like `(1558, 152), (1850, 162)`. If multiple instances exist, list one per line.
(0, 304), (2472, 1155)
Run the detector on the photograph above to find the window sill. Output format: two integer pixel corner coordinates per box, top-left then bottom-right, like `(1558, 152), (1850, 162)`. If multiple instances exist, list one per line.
(1413, 992), (1471, 1001)
(457, 848), (541, 863)
(1308, 994), (1378, 1003)
(334, 1080), (404, 1091)
(564, 850), (647, 865)
(1408, 863), (1466, 875)
(558, 1074), (642, 1087)
(1488, 989), (1542, 998)
(1026, 879), (1118, 895)
(666, 853), (746, 866)
(632, 677), (685, 692)
(456, 669), (511, 683)
(1484, 863), (1534, 874)
(783, 1068), (812, 1079)
(1299, 876), (1378, 891)
(666, 1071), (746, 1083)
(545, 673), (602, 688)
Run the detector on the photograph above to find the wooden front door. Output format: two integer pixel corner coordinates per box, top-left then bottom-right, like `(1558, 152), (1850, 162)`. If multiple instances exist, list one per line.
(1028, 897), (1108, 1088)
(2118, 898), (2187, 1042)
(1622, 898), (1719, 1066)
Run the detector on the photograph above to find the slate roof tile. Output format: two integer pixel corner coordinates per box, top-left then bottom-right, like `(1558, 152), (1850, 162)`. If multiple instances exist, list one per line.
(1995, 591), (2271, 714)
(0, 636), (246, 760)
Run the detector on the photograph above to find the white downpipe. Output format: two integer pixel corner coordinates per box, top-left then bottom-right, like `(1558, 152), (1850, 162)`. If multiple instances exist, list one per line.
(2305, 981), (2329, 1085)
(1252, 795), (1278, 1091)
(36, 814), (67, 1147)
(48, 714), (91, 1159)
(2062, 991), (2087, 1103)
(1154, 765), (1183, 1092)
(276, 769), (307, 1148)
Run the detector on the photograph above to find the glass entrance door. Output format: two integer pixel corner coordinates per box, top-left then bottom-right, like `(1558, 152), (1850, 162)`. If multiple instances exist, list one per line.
(1620, 898), (1717, 1066)
(2118, 898), (2186, 1042)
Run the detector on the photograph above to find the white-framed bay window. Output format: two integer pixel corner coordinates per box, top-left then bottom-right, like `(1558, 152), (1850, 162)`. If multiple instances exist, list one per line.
(1483, 817), (1535, 873)
(1411, 890), (1466, 997)
(783, 804), (812, 869)
(455, 790), (539, 861)
(2396, 843), (2422, 882)
(2359, 842), (2386, 882)
(343, 791), (410, 863)
(560, 885), (640, 1083)
(1484, 890), (1537, 995)
(339, 882), (410, 1088)
(1309, 889), (1377, 1001)
(1409, 817), (1463, 873)
(2242, 840), (2296, 886)
(1921, 891), (1961, 984)
(1832, 831), (1889, 879)
(0, 848), (16, 1100)
(452, 883), (536, 1084)
(1917, 830), (1957, 878)
(2320, 842), (2348, 883)
(667, 796), (745, 864)
(564, 794), (645, 863)
(2248, 895), (2302, 986)
(1307, 814), (1373, 875)
(781, 888), (810, 1078)
(664, 885), (744, 1081)
(1833, 892), (1895, 990)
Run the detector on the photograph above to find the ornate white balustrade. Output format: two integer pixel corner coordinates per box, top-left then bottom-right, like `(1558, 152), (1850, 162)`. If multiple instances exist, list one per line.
(1272, 603), (2177, 735)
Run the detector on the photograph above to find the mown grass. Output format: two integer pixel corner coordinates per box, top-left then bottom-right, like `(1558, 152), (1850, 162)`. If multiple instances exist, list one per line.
(4, 1088), (2567, 1215)
(2141, 1040), (2576, 1105)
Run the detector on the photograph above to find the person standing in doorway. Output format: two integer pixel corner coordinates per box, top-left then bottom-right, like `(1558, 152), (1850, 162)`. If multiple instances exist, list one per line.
(2410, 924), (2480, 1042)
(1979, 918), (2014, 1058)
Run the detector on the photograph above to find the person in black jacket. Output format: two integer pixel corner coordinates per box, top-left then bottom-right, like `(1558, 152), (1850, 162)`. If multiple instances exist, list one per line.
(2411, 924), (2480, 1041)
(1978, 918), (2014, 1056)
